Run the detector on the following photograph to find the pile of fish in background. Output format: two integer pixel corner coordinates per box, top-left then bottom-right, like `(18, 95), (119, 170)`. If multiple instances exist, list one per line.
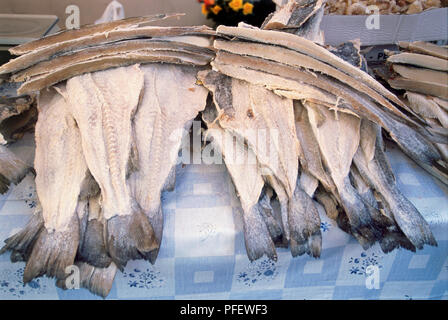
(0, 0), (445, 297)
(386, 41), (448, 183)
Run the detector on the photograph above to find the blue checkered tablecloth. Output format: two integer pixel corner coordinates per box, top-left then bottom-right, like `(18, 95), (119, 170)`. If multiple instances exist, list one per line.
(0, 133), (447, 300)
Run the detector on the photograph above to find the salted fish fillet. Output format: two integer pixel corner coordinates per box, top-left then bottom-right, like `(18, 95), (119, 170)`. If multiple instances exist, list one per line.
(129, 64), (208, 263)
(0, 25), (215, 75)
(198, 70), (298, 242)
(392, 65), (448, 87)
(10, 13), (183, 56)
(305, 101), (382, 248)
(218, 51), (445, 152)
(18, 50), (212, 95)
(214, 40), (404, 120)
(215, 25), (406, 109)
(213, 52), (424, 131)
(65, 65), (157, 270)
(387, 53), (448, 72)
(388, 77), (448, 100)
(353, 120), (437, 249)
(202, 95), (281, 253)
(13, 85), (86, 283)
(399, 41), (448, 60)
(433, 97), (448, 112)
(13, 40), (215, 82)
(199, 70), (299, 198)
(206, 121), (276, 261)
(0, 145), (29, 194)
(405, 92), (448, 128)
(293, 100), (336, 195)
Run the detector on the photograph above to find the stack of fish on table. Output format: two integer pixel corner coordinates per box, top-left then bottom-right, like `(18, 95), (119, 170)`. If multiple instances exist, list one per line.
(0, 0), (445, 298)
(385, 41), (448, 184)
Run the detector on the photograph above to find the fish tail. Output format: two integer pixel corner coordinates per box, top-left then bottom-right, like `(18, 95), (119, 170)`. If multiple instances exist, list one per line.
(78, 218), (112, 268)
(56, 261), (117, 298)
(0, 210), (44, 261)
(23, 214), (80, 283)
(106, 207), (159, 270)
(242, 204), (277, 262)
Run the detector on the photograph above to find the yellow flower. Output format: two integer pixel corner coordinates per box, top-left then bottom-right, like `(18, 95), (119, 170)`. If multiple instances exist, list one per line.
(229, 0), (244, 11)
(201, 3), (209, 15)
(243, 2), (254, 15)
(211, 5), (223, 15)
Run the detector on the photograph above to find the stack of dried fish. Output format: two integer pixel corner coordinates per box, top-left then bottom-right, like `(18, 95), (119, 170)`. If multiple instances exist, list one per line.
(0, 5), (444, 298)
(0, 14), (213, 297)
(199, 0), (442, 262)
(386, 41), (448, 182)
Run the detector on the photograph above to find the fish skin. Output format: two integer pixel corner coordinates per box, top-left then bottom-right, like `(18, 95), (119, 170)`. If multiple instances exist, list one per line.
(77, 196), (112, 268)
(65, 65), (158, 270)
(129, 64), (208, 264)
(353, 120), (437, 249)
(288, 175), (322, 258)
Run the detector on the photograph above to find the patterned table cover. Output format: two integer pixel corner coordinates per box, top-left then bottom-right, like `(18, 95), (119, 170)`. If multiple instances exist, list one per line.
(0, 133), (447, 300)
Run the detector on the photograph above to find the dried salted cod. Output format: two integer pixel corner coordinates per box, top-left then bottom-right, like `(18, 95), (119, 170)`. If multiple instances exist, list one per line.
(399, 41), (448, 60)
(388, 77), (448, 100)
(353, 120), (437, 249)
(10, 85), (87, 282)
(0, 25), (214, 75)
(405, 92), (448, 128)
(17, 50), (212, 95)
(305, 101), (382, 248)
(198, 71), (300, 242)
(12, 40), (215, 83)
(128, 64), (208, 263)
(10, 13), (183, 56)
(387, 52), (448, 72)
(65, 65), (158, 270)
(203, 102), (276, 261)
(213, 40), (400, 117)
(0, 145), (29, 194)
(216, 25), (406, 109)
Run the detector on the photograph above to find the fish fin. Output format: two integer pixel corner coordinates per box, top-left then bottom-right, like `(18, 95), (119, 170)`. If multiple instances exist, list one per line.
(56, 261), (117, 298)
(145, 204), (164, 265)
(106, 208), (159, 270)
(243, 204), (277, 262)
(288, 184), (322, 258)
(78, 219), (112, 268)
(23, 214), (79, 283)
(0, 210), (44, 261)
(258, 191), (283, 242)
